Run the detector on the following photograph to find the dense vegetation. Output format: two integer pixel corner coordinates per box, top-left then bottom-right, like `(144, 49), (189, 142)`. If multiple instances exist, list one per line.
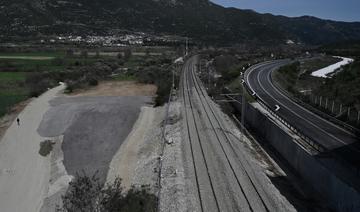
(58, 174), (157, 212)
(203, 53), (259, 101)
(316, 59), (360, 109)
(316, 42), (360, 113)
(275, 62), (302, 94)
(2, 0), (360, 45)
(320, 41), (360, 57)
(122, 56), (175, 106)
(0, 50), (175, 118)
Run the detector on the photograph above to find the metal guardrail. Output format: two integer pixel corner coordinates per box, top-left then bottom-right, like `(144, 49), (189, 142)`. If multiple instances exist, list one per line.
(256, 99), (326, 152)
(243, 64), (326, 153)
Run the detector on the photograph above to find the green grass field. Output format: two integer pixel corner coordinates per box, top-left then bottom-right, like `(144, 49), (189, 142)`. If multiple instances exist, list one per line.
(0, 51), (65, 58)
(0, 57), (101, 72)
(0, 72), (26, 82)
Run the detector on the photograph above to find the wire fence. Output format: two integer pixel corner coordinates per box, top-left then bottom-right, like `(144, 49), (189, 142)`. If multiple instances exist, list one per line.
(271, 78), (360, 135)
(305, 94), (360, 128)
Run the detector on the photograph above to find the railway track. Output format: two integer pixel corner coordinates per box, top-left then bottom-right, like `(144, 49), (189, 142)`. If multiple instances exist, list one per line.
(189, 59), (272, 212)
(181, 58), (220, 212)
(181, 56), (281, 211)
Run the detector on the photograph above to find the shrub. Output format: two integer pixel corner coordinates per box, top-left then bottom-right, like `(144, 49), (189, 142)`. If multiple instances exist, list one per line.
(155, 80), (172, 106)
(26, 73), (54, 97)
(58, 173), (157, 212)
(117, 53), (123, 60)
(39, 140), (55, 157)
(223, 66), (240, 82)
(88, 78), (99, 86)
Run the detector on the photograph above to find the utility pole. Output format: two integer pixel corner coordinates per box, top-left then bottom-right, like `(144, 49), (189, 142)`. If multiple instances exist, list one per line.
(172, 66), (175, 89)
(208, 66), (211, 90)
(240, 74), (246, 142)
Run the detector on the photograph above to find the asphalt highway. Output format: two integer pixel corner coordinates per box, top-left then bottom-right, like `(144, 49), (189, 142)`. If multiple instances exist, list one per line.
(245, 60), (360, 168)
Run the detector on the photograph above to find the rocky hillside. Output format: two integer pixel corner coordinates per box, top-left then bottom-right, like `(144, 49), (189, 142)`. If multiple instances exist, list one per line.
(1, 0), (360, 44)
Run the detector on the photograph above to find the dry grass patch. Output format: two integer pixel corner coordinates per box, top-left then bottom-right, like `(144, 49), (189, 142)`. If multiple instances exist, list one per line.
(69, 81), (157, 97)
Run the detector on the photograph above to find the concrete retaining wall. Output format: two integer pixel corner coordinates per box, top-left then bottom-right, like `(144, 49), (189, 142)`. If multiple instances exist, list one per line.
(234, 102), (360, 211)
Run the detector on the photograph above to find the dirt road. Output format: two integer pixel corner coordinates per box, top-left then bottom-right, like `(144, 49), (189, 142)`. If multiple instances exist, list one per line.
(0, 84), (65, 212)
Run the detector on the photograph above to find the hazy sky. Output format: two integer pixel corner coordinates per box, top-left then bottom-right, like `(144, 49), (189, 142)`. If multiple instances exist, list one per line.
(211, 0), (360, 22)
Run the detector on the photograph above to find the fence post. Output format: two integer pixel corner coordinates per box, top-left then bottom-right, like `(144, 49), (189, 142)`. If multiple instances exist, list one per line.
(331, 101), (335, 113)
(325, 98), (328, 109)
(339, 104), (343, 115)
(348, 107), (351, 119)
(319, 96), (322, 107)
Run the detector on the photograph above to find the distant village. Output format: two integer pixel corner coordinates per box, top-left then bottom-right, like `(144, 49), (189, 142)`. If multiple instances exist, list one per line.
(38, 33), (187, 47)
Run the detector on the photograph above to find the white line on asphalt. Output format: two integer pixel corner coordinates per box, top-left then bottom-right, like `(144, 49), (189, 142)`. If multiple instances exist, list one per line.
(257, 66), (351, 149)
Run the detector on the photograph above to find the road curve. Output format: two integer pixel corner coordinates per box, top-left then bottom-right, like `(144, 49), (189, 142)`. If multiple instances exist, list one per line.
(244, 60), (360, 168)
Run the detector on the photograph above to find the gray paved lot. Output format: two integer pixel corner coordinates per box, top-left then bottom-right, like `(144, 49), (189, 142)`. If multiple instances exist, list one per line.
(38, 96), (152, 184)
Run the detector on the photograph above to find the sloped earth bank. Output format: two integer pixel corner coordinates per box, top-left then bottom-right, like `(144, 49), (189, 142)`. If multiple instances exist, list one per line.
(106, 98), (189, 211)
(106, 105), (164, 190)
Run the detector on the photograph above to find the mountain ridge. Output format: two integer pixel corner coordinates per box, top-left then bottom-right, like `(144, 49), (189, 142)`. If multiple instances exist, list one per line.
(1, 0), (360, 45)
